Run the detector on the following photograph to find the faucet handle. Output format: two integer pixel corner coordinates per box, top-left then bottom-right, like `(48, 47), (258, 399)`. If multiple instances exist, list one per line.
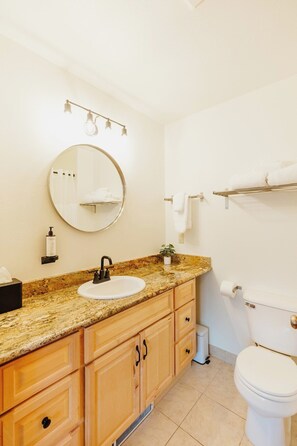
(93, 270), (100, 284)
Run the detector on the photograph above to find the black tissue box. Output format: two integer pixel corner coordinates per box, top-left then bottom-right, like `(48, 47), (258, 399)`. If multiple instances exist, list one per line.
(0, 279), (22, 314)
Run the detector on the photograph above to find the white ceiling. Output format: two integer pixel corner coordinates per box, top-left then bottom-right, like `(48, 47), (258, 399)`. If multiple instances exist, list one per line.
(0, 0), (297, 123)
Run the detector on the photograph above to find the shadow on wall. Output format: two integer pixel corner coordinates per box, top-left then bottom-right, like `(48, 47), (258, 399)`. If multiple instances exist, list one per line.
(199, 271), (251, 355)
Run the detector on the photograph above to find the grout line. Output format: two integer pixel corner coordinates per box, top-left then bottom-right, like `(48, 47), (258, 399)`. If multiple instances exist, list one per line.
(163, 427), (179, 446)
(177, 391), (203, 426)
(179, 426), (205, 446)
(199, 393), (247, 421)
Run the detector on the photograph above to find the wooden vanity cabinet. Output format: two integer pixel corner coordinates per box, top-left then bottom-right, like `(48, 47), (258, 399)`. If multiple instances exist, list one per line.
(84, 290), (175, 446)
(0, 332), (83, 446)
(0, 278), (198, 446)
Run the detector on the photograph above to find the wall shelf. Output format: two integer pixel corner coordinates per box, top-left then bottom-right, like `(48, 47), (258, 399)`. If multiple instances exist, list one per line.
(213, 182), (297, 209)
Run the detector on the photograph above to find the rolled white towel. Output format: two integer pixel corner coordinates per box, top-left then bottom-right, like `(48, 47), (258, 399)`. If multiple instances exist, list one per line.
(253, 161), (293, 173)
(82, 187), (113, 203)
(229, 171), (268, 190)
(267, 163), (297, 186)
(229, 161), (294, 190)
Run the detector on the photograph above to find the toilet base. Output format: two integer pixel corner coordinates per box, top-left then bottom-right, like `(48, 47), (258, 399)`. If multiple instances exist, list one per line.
(246, 407), (291, 446)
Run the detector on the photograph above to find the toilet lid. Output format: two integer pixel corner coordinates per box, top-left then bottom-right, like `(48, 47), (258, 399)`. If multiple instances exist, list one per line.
(236, 346), (297, 398)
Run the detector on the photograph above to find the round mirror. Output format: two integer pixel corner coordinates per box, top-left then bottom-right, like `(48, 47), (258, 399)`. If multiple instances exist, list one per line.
(49, 144), (125, 232)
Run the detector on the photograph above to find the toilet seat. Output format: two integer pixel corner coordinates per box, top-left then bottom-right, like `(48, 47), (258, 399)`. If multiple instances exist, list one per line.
(236, 346), (297, 401)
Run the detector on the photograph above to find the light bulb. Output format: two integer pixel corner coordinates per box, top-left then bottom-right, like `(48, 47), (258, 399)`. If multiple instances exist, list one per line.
(121, 126), (127, 136)
(64, 100), (72, 114)
(105, 119), (112, 130)
(84, 111), (98, 136)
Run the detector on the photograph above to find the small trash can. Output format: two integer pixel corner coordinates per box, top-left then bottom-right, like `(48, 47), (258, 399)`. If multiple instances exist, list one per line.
(193, 324), (210, 365)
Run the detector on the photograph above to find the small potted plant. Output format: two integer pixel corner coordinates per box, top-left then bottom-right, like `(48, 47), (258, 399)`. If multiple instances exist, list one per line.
(159, 243), (175, 265)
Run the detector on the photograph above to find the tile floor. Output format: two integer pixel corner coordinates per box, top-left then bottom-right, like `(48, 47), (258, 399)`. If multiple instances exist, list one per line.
(124, 356), (297, 446)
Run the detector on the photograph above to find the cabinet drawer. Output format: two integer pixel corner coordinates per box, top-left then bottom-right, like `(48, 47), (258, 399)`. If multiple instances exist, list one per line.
(174, 280), (195, 309)
(175, 300), (196, 342)
(175, 329), (196, 375)
(2, 371), (80, 446)
(84, 290), (173, 363)
(2, 332), (80, 413)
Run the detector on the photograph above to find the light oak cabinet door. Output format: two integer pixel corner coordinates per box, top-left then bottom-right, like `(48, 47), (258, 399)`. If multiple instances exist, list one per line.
(85, 336), (140, 446)
(1, 371), (80, 446)
(140, 314), (174, 411)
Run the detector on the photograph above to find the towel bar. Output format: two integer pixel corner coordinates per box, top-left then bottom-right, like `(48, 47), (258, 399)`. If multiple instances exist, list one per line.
(164, 193), (204, 202)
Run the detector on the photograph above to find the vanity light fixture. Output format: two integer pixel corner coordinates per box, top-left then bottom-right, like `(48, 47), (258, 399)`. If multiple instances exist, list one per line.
(63, 99), (127, 136)
(84, 111), (98, 136)
(64, 100), (72, 114)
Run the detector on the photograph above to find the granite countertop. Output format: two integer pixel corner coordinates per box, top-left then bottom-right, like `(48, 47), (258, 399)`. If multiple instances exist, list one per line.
(0, 254), (211, 365)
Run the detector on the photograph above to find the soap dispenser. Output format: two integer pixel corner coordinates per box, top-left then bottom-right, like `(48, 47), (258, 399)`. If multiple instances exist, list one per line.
(41, 227), (59, 264)
(46, 227), (56, 257)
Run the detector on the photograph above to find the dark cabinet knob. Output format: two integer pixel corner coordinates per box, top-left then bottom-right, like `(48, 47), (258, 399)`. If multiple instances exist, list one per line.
(185, 348), (191, 354)
(41, 416), (51, 429)
(185, 317), (190, 322)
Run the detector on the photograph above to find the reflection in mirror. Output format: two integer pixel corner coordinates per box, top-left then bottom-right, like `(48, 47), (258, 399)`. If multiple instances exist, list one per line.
(49, 144), (125, 232)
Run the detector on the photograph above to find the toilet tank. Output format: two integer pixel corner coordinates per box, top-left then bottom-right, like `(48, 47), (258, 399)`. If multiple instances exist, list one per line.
(244, 290), (297, 356)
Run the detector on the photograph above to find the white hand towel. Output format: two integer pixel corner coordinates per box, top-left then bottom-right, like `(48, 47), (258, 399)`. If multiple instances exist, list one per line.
(172, 194), (191, 235)
(267, 163), (297, 186)
(172, 192), (185, 212)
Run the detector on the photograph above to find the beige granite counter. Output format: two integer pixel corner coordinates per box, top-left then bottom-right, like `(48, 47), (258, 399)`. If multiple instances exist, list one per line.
(0, 254), (211, 365)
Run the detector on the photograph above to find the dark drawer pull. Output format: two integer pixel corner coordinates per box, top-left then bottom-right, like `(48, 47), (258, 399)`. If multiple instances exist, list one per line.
(143, 339), (148, 360)
(185, 348), (191, 354)
(41, 416), (51, 429)
(185, 317), (190, 322)
(136, 345), (141, 366)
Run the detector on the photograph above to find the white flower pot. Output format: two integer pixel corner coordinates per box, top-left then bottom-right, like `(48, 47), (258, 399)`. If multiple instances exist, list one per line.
(163, 256), (171, 265)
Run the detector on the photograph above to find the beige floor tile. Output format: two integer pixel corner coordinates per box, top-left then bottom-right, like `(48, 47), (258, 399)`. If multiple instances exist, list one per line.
(201, 355), (226, 369)
(181, 394), (245, 446)
(157, 382), (201, 425)
(124, 409), (177, 446)
(179, 360), (220, 393)
(240, 434), (253, 446)
(292, 414), (297, 446)
(204, 361), (247, 419)
(166, 428), (203, 446)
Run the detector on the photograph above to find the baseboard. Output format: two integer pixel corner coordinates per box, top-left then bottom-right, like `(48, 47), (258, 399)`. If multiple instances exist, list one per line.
(209, 344), (237, 366)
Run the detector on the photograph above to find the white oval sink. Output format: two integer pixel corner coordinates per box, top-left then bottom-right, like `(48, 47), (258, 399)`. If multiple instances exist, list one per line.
(77, 276), (146, 300)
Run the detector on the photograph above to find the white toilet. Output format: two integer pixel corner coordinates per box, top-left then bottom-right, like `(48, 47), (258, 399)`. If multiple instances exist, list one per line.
(234, 290), (297, 446)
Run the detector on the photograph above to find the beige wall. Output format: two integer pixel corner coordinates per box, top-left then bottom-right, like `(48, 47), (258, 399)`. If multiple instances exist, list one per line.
(0, 36), (165, 281)
(165, 74), (297, 355)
